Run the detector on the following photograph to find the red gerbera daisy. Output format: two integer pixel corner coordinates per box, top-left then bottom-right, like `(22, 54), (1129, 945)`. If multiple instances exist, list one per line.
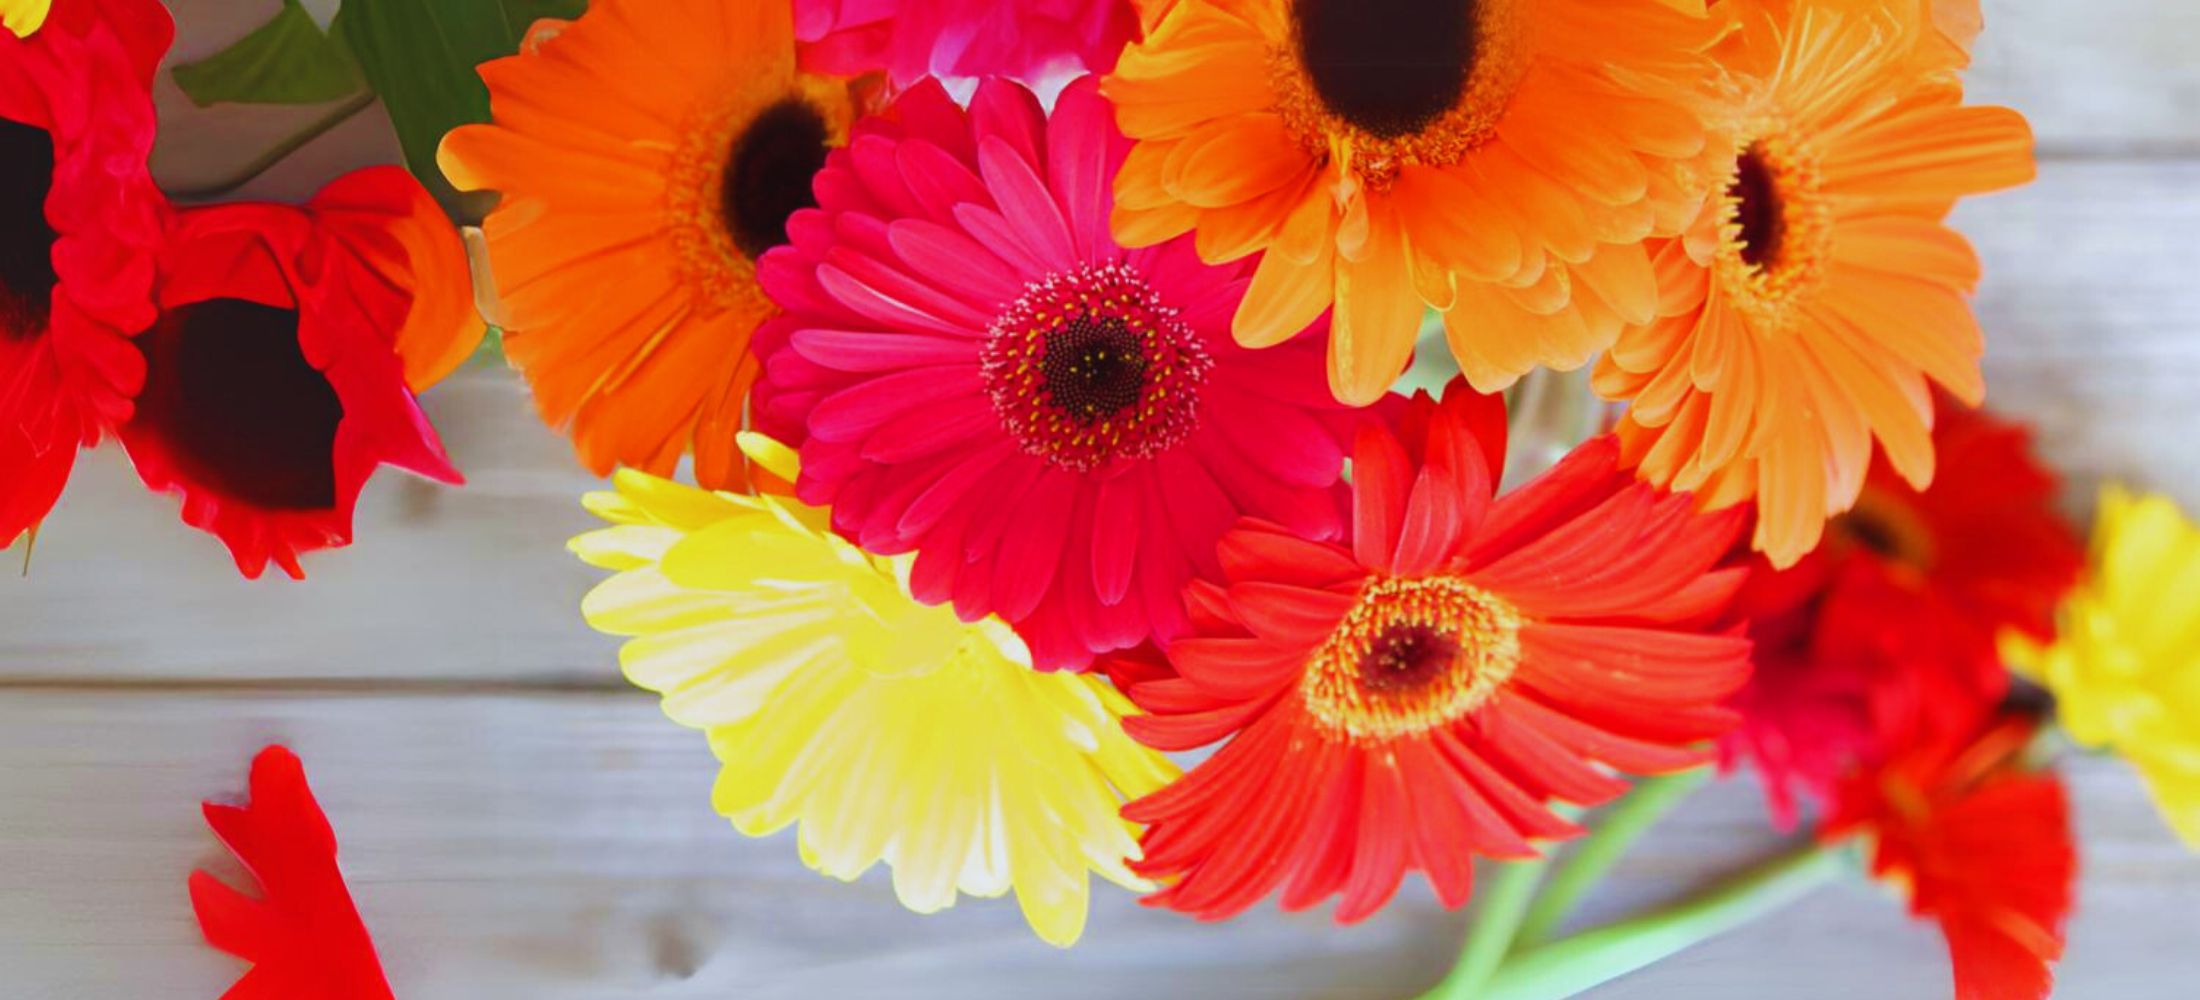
(116, 167), (479, 579)
(0, 0), (168, 545)
(796, 0), (1138, 86)
(1721, 400), (2082, 821)
(193, 746), (395, 1000)
(1822, 716), (2075, 1000)
(755, 76), (1360, 669)
(1106, 383), (1753, 921)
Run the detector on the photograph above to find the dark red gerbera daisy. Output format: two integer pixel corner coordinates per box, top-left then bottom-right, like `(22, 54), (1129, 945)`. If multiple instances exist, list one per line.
(1106, 382), (1753, 922)
(1721, 399), (2083, 823)
(1822, 715), (2076, 1000)
(0, 0), (169, 545)
(116, 166), (480, 579)
(193, 746), (395, 1000)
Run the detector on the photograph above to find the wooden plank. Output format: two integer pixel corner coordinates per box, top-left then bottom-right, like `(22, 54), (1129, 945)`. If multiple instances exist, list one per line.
(6, 159), (2195, 682)
(1, 691), (2187, 999)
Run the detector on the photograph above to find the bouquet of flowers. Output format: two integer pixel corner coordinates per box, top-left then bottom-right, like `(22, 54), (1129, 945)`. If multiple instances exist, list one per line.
(5, 0), (2197, 997)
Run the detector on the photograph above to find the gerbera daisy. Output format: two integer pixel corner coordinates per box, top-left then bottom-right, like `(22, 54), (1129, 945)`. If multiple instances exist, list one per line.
(796, 0), (1139, 86)
(0, 0), (168, 546)
(2007, 487), (2200, 847)
(116, 167), (477, 579)
(193, 746), (395, 1000)
(1822, 716), (2075, 1000)
(1721, 400), (2081, 822)
(1597, 0), (2035, 566)
(753, 76), (1361, 670)
(441, 0), (871, 491)
(570, 433), (1179, 946)
(1104, 0), (1730, 404)
(1107, 382), (1753, 921)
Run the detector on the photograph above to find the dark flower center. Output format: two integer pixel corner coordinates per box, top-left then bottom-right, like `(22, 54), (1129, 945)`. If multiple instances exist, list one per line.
(1357, 623), (1461, 695)
(0, 118), (59, 343)
(132, 299), (343, 511)
(1039, 317), (1148, 424)
(982, 263), (1212, 473)
(1834, 489), (1935, 572)
(1291, 0), (1478, 139)
(721, 99), (831, 260)
(1730, 145), (1786, 270)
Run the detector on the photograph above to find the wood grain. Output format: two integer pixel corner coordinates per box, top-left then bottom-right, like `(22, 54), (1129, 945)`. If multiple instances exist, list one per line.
(2, 691), (2191, 999)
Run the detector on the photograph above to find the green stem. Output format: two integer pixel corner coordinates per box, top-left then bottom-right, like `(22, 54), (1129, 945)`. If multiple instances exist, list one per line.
(1482, 841), (1844, 1000)
(1419, 856), (1552, 1000)
(1514, 767), (1711, 948)
(166, 90), (378, 201)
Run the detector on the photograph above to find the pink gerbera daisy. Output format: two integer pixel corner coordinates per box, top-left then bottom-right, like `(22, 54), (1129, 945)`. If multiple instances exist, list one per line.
(796, 0), (1137, 87)
(755, 75), (1362, 670)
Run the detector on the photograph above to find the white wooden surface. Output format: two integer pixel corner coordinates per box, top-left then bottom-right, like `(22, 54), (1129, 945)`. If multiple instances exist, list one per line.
(5, 0), (2200, 996)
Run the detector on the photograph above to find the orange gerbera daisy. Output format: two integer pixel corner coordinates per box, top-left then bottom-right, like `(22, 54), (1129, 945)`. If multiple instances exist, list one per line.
(1105, 0), (1729, 404)
(440, 0), (870, 489)
(1598, 0), (2033, 566)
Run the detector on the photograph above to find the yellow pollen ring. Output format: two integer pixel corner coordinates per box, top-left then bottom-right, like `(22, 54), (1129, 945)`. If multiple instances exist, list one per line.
(1301, 576), (1525, 742)
(1269, 0), (1529, 190)
(1714, 124), (1834, 330)
(666, 73), (859, 311)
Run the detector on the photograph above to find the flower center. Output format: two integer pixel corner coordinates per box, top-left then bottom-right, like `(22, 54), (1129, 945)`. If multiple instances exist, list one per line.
(1291, 0), (1477, 140)
(1303, 576), (1523, 742)
(130, 299), (343, 511)
(0, 118), (59, 343)
(1277, 0), (1523, 187)
(720, 98), (831, 260)
(1715, 133), (1832, 325)
(980, 263), (1211, 473)
(1833, 487), (1936, 574)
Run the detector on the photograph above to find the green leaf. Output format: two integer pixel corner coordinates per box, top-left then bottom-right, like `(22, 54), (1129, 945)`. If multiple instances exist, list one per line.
(332, 0), (525, 220)
(499, 0), (588, 35)
(170, 0), (365, 107)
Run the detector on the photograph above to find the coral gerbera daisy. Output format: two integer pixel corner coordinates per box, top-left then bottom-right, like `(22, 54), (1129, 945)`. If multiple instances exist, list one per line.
(1598, 0), (2035, 566)
(441, 0), (871, 490)
(116, 167), (478, 579)
(2007, 487), (2200, 848)
(570, 434), (1179, 947)
(1721, 399), (2081, 822)
(1104, 0), (1729, 404)
(1822, 716), (2075, 1000)
(192, 746), (395, 1000)
(1106, 382), (1753, 921)
(0, 0), (169, 546)
(796, 0), (1139, 87)
(754, 76), (1362, 670)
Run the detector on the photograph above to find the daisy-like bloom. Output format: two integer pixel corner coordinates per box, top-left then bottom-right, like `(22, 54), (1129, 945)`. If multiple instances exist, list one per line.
(570, 434), (1179, 946)
(1598, 0), (2035, 566)
(441, 0), (871, 490)
(1822, 716), (2075, 1000)
(754, 76), (1360, 670)
(1104, 0), (1730, 405)
(1722, 400), (2082, 822)
(192, 746), (395, 1000)
(1, 0), (48, 38)
(0, 0), (169, 546)
(796, 0), (1138, 86)
(116, 167), (478, 579)
(1107, 383), (1753, 921)
(2007, 488), (2200, 848)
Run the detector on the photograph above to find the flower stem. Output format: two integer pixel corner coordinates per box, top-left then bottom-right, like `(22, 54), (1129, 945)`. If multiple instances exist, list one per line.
(1418, 855), (1552, 1000)
(1514, 767), (1711, 948)
(1481, 840), (1844, 1000)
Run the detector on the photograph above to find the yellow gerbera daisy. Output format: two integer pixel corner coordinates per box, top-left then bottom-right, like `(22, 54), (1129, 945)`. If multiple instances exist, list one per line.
(2006, 487), (2200, 848)
(569, 433), (1179, 946)
(0, 0), (47, 37)
(441, 0), (867, 491)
